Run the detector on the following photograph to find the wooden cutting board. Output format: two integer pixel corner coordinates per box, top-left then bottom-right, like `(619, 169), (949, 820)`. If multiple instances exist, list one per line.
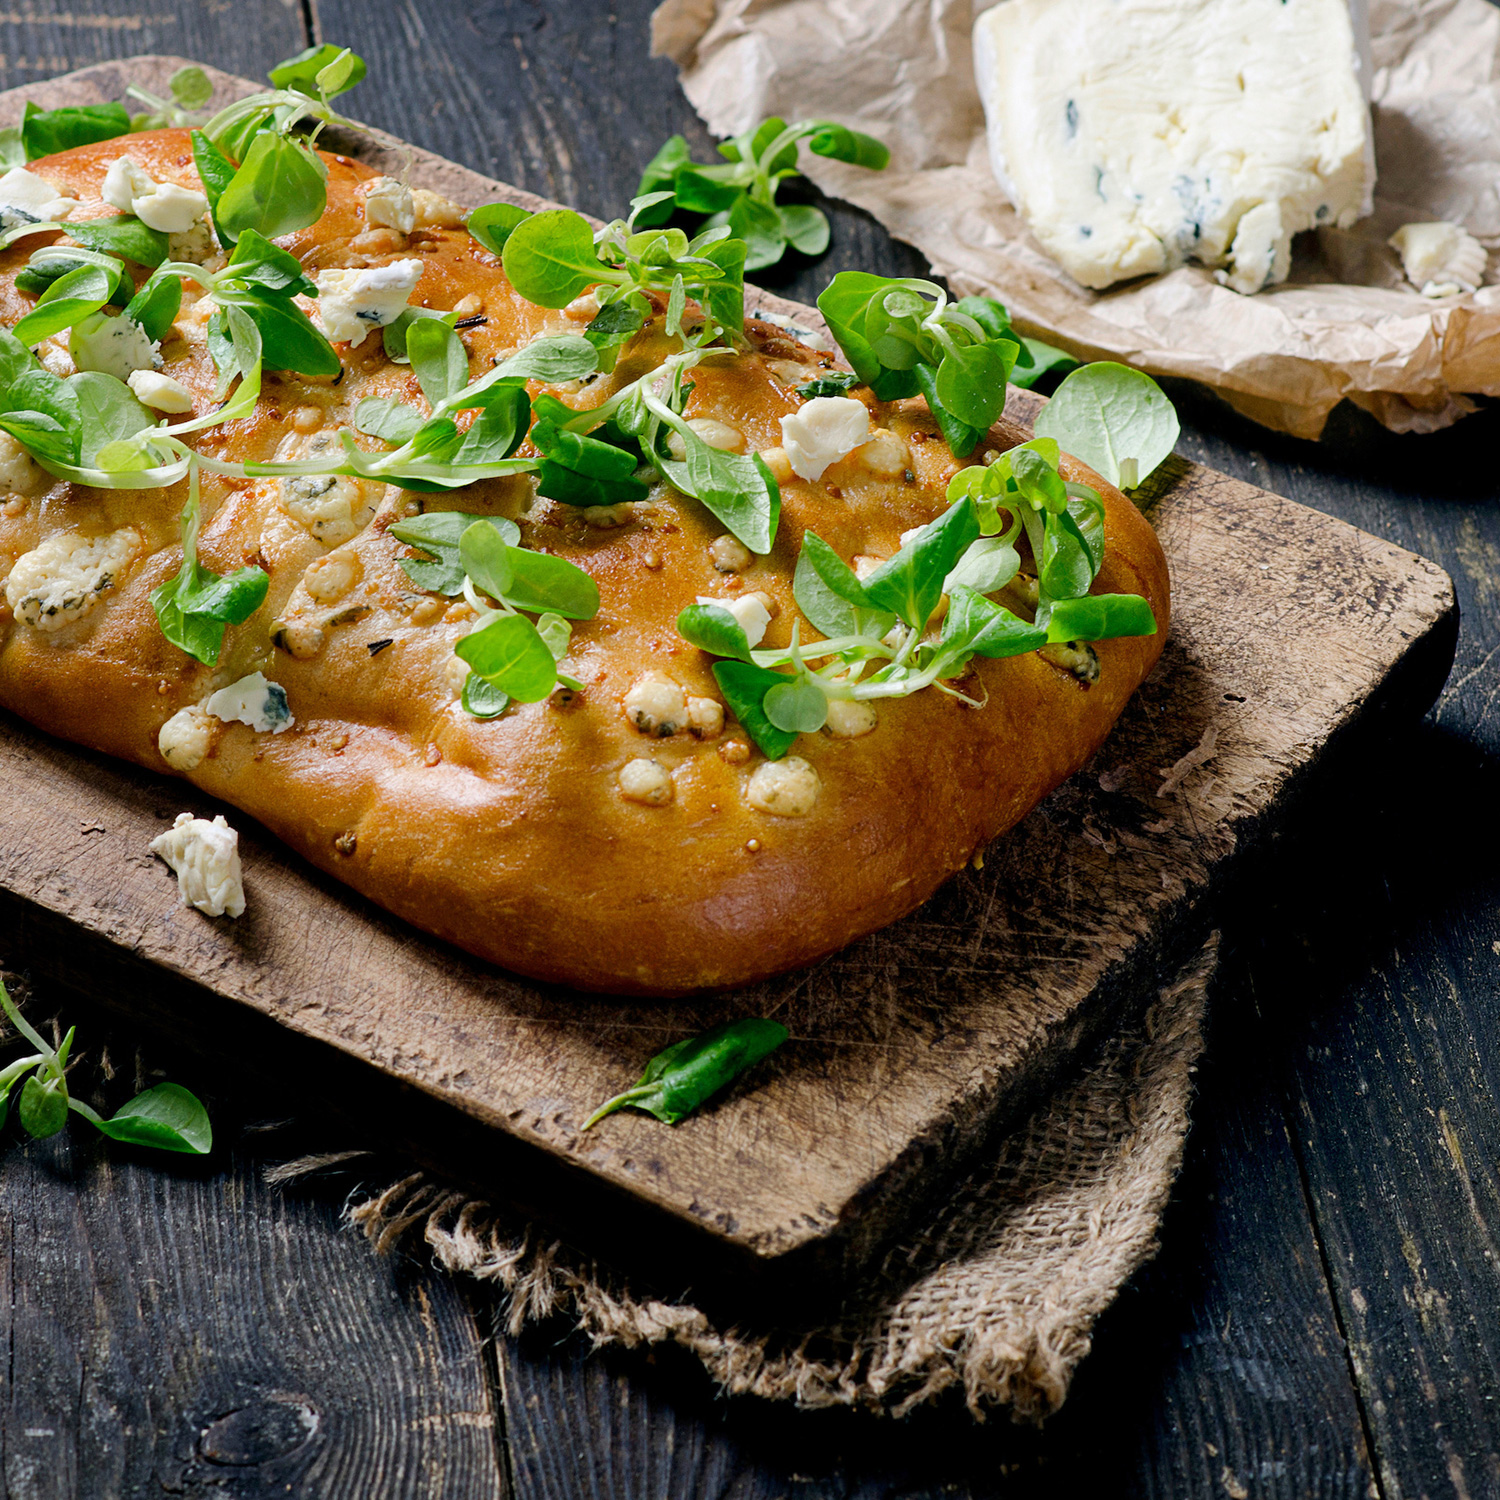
(0, 59), (1458, 1301)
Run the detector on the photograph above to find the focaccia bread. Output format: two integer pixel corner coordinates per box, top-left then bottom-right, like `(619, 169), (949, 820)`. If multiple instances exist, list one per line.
(0, 130), (1169, 995)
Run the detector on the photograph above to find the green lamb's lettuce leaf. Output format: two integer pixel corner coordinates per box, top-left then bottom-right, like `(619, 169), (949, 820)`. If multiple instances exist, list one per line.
(72, 371), (153, 466)
(381, 305), (458, 364)
(20, 100), (131, 160)
(269, 43), (368, 99)
(860, 499), (980, 630)
(467, 201), (531, 257)
(190, 129), (236, 241)
(763, 672), (828, 733)
(11, 263), (115, 345)
(456, 612), (558, 703)
(633, 116), (888, 272)
(224, 229), (317, 295)
(65, 214), (170, 269)
(216, 131), (328, 243)
(1009, 337), (1079, 389)
(656, 433), (780, 556)
(502, 209), (610, 308)
(712, 660), (800, 760)
(1043, 593), (1158, 642)
(390, 512), (521, 596)
(407, 317), (472, 408)
(127, 65), (216, 131)
(150, 485), (270, 666)
(677, 600), (754, 662)
(123, 271), (183, 343)
(1032, 362), (1179, 489)
(91, 1083), (212, 1154)
(14, 247), (133, 307)
(818, 273), (1019, 455)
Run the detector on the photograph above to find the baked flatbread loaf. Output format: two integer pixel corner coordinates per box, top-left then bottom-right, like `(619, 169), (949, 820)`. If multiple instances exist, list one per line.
(0, 130), (1169, 994)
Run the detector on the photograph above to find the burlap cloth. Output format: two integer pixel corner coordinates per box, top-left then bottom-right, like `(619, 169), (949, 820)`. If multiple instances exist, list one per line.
(273, 938), (1214, 1423)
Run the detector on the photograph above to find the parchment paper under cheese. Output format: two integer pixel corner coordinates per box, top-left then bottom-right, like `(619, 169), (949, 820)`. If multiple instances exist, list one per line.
(652, 0), (1500, 439)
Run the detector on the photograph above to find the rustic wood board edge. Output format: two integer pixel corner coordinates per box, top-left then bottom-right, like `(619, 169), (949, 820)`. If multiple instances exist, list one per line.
(0, 59), (1462, 1291)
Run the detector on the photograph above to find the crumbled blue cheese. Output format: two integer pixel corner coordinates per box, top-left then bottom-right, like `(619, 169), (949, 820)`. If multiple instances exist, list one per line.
(4, 527), (142, 630)
(204, 671), (294, 733)
(618, 758), (674, 805)
(128, 369), (195, 413)
(756, 309), (832, 352)
(1388, 222), (1487, 298)
(70, 312), (159, 381)
(824, 700), (877, 738)
(101, 156), (209, 235)
(666, 418), (745, 460)
(274, 431), (381, 545)
(410, 189), (466, 230)
(278, 472), (379, 545)
(157, 706), (216, 770)
(973, 0), (1374, 293)
(709, 535), (754, 573)
(150, 812), (246, 918)
(167, 217), (218, 266)
(779, 396), (870, 481)
(745, 756), (820, 816)
(0, 431), (44, 495)
(361, 175), (415, 235)
(696, 592), (772, 648)
(0, 167), (79, 233)
(624, 672), (689, 736)
(315, 260), (425, 346)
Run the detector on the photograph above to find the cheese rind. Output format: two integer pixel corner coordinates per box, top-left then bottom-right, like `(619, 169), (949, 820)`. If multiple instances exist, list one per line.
(973, 0), (1374, 293)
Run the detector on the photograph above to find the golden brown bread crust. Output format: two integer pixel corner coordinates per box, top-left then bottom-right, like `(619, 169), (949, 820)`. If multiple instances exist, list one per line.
(0, 131), (1170, 994)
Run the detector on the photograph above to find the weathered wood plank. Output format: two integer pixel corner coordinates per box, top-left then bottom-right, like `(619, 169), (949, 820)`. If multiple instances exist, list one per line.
(491, 940), (1377, 1500)
(0, 0), (302, 94)
(1170, 384), (1500, 1500)
(0, 58), (1459, 1307)
(0, 982), (504, 1500)
(3, 9), (1494, 1494)
(306, 0), (934, 304)
(1236, 660), (1500, 1499)
(1175, 386), (1500, 1500)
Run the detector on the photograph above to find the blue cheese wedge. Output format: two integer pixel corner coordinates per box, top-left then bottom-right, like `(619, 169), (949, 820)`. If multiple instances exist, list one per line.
(4, 527), (142, 630)
(973, 0), (1374, 293)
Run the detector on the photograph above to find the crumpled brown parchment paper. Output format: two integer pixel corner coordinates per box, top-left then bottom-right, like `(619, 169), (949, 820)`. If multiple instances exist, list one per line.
(652, 0), (1500, 438)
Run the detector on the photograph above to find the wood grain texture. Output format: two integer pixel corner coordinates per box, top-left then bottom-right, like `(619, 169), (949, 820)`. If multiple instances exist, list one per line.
(1228, 721), (1500, 1500)
(0, 59), (1459, 1301)
(0, 0), (301, 91)
(0, 989), (504, 1500)
(490, 929), (1379, 1500)
(5, 8), (1500, 1495)
(305, 0), (936, 306)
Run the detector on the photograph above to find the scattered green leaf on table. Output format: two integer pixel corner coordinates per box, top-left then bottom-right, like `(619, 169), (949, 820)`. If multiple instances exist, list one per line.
(583, 1018), (790, 1129)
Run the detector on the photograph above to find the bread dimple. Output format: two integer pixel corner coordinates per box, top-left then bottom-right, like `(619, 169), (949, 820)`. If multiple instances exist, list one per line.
(0, 129), (1171, 995)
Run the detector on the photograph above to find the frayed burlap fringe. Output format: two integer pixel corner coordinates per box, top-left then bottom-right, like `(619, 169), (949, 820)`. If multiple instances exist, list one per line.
(275, 937), (1214, 1422)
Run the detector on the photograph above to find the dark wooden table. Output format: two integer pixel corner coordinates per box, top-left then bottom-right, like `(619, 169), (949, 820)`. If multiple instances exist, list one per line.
(2, 3), (1499, 1495)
